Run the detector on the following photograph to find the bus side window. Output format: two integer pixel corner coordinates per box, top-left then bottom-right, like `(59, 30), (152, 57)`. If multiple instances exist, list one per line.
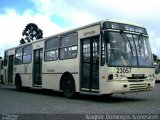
(44, 38), (59, 61)
(60, 33), (78, 60)
(15, 47), (23, 65)
(23, 45), (32, 63)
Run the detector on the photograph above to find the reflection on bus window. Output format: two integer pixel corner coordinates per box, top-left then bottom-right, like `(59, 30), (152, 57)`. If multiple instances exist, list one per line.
(106, 32), (152, 67)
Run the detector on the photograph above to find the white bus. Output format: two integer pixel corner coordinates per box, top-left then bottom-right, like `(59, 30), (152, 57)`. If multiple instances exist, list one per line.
(3, 20), (155, 98)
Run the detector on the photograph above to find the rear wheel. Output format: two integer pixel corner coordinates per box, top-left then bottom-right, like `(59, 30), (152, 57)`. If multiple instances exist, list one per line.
(15, 75), (22, 91)
(62, 75), (76, 98)
(102, 94), (112, 98)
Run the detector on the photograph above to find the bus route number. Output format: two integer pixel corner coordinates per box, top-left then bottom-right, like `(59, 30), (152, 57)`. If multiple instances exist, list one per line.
(116, 68), (132, 73)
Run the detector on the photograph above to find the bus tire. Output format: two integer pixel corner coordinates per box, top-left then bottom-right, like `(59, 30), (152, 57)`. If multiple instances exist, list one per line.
(62, 75), (76, 98)
(102, 94), (112, 98)
(15, 75), (22, 91)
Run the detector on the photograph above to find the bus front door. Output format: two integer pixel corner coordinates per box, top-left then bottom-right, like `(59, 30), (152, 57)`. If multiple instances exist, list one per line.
(33, 49), (43, 87)
(8, 55), (14, 84)
(81, 36), (99, 92)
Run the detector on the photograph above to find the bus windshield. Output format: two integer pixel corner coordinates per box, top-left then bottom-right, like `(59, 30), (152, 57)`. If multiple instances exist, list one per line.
(106, 32), (153, 67)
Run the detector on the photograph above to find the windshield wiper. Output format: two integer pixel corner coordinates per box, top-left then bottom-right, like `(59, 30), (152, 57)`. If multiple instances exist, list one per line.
(120, 32), (134, 57)
(137, 34), (143, 57)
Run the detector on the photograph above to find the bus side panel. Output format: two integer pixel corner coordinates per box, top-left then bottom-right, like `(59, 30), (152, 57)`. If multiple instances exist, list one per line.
(21, 74), (32, 87)
(14, 64), (33, 87)
(42, 74), (60, 90)
(57, 58), (79, 92)
(42, 61), (60, 90)
(42, 54), (79, 92)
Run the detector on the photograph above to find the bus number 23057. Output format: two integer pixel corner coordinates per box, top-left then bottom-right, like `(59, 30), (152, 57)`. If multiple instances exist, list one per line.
(116, 68), (132, 73)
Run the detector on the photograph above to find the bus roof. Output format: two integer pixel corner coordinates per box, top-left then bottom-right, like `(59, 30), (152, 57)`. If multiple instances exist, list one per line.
(4, 19), (145, 52)
(106, 19), (144, 28)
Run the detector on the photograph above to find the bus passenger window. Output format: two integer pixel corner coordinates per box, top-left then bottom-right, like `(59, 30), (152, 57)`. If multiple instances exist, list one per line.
(23, 45), (32, 63)
(15, 47), (22, 65)
(60, 33), (77, 60)
(44, 38), (59, 61)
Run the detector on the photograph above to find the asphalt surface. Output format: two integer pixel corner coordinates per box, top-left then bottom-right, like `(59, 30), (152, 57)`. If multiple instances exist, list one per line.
(0, 83), (160, 115)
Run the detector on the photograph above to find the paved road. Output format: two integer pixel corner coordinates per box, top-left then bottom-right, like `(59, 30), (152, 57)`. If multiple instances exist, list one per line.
(0, 83), (160, 115)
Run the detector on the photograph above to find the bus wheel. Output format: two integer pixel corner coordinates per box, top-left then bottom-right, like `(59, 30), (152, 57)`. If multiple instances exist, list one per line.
(102, 94), (112, 98)
(62, 76), (76, 98)
(15, 75), (22, 91)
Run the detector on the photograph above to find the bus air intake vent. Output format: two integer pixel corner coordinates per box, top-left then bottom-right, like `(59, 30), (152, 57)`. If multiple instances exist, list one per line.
(130, 83), (147, 92)
(128, 80), (144, 82)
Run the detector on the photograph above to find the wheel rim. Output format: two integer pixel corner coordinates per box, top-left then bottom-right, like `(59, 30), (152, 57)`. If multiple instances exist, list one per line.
(63, 76), (75, 98)
(65, 81), (73, 93)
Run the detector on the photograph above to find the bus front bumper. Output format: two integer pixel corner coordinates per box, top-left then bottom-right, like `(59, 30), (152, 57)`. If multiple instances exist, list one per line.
(100, 80), (155, 94)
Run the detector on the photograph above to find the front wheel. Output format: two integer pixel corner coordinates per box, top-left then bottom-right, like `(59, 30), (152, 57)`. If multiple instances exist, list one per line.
(62, 76), (76, 98)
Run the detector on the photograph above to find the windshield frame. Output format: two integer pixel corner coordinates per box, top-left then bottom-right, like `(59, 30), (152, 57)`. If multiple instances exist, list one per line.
(103, 31), (154, 67)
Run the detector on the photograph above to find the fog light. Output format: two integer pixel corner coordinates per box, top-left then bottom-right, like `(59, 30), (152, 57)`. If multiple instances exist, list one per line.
(108, 74), (113, 80)
(148, 74), (154, 79)
(123, 84), (127, 88)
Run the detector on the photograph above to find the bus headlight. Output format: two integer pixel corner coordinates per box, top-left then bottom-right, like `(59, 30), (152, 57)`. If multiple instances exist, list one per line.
(114, 74), (119, 79)
(113, 74), (123, 80)
(151, 74), (154, 79)
(148, 74), (154, 79)
(119, 75), (123, 79)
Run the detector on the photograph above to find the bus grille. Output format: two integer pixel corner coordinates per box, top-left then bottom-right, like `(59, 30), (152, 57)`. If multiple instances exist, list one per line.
(130, 83), (147, 92)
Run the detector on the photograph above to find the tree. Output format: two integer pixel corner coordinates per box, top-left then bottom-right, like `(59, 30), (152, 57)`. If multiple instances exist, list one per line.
(20, 38), (26, 45)
(153, 54), (158, 62)
(153, 53), (160, 63)
(20, 23), (43, 44)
